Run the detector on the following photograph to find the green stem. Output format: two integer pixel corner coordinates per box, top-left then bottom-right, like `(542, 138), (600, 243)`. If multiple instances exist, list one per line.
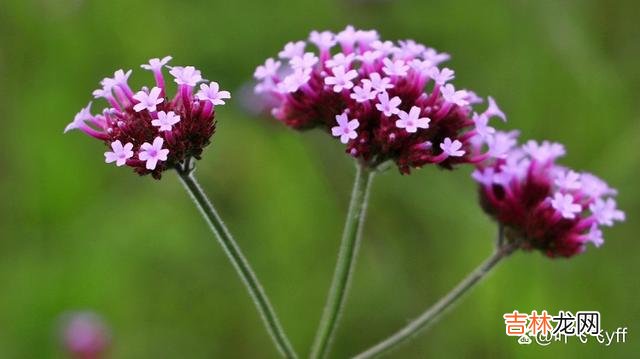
(353, 231), (515, 359)
(310, 162), (375, 359)
(176, 166), (297, 359)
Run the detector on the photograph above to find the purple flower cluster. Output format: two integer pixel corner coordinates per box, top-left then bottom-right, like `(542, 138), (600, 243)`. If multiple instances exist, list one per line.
(472, 131), (625, 257)
(65, 56), (230, 179)
(254, 26), (506, 173)
(61, 312), (110, 359)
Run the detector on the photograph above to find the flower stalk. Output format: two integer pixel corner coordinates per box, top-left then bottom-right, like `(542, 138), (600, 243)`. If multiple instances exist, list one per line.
(354, 227), (516, 359)
(176, 161), (297, 359)
(310, 162), (375, 359)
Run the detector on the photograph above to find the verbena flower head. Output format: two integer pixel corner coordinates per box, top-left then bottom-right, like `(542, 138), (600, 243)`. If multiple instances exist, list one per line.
(472, 131), (624, 257)
(65, 56), (230, 179)
(60, 311), (110, 359)
(254, 26), (506, 173)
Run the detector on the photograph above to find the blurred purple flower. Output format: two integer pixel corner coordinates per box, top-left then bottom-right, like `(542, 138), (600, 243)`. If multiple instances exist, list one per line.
(60, 311), (111, 359)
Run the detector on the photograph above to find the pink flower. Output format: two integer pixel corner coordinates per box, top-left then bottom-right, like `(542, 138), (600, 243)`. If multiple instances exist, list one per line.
(375, 92), (401, 117)
(254, 58), (281, 80)
(486, 130), (519, 158)
(325, 53), (355, 69)
(61, 312), (110, 359)
(551, 193), (582, 219)
(138, 137), (169, 170)
(324, 65), (358, 92)
(277, 69), (311, 93)
(336, 25), (358, 48)
(440, 137), (465, 157)
(141, 56), (172, 71)
(64, 102), (93, 133)
(104, 140), (134, 166)
(331, 113), (359, 144)
(196, 82), (231, 105)
(279, 41), (306, 59)
(397, 40), (426, 58)
(169, 66), (202, 86)
(522, 140), (565, 163)
(423, 48), (450, 65)
(396, 106), (430, 133)
(359, 50), (383, 64)
(350, 81), (376, 103)
(151, 111), (181, 132)
(429, 67), (455, 85)
(441, 84), (469, 107)
(484, 96), (506, 121)
(290, 53), (319, 70)
(112, 69), (132, 84)
(133, 87), (164, 112)
(371, 40), (395, 54)
(473, 113), (495, 139)
(589, 198), (625, 226)
(309, 30), (336, 50)
(586, 224), (604, 247)
(554, 170), (581, 190)
(382, 58), (409, 77)
(364, 73), (393, 94)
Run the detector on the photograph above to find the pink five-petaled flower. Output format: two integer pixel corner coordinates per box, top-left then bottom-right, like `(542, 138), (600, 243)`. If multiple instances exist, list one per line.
(554, 170), (581, 190)
(133, 87), (164, 112)
(151, 111), (181, 132)
(350, 82), (376, 103)
(196, 82), (231, 105)
(331, 113), (359, 144)
(441, 84), (469, 107)
(138, 137), (170, 170)
(586, 224), (604, 247)
(589, 198), (625, 226)
(278, 69), (311, 93)
(523, 140), (566, 163)
(396, 106), (430, 133)
(279, 41), (306, 59)
(324, 65), (358, 92)
(382, 58), (409, 77)
(309, 30), (336, 50)
(104, 140), (134, 166)
(550, 193), (582, 219)
(440, 137), (465, 157)
(254, 58), (281, 80)
(326, 53), (355, 69)
(375, 92), (401, 117)
(113, 69), (132, 84)
(485, 96), (506, 121)
(141, 56), (172, 71)
(473, 113), (495, 139)
(64, 102), (93, 133)
(429, 67), (455, 85)
(290, 53), (319, 70)
(365, 73), (393, 94)
(170, 66), (202, 87)
(371, 40), (395, 54)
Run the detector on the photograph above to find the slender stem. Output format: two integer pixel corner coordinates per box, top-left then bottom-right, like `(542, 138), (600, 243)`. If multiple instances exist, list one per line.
(310, 162), (375, 359)
(354, 230), (516, 359)
(496, 223), (505, 248)
(176, 166), (298, 359)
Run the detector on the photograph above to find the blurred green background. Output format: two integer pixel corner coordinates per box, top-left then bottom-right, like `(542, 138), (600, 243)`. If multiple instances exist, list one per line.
(0, 0), (638, 357)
